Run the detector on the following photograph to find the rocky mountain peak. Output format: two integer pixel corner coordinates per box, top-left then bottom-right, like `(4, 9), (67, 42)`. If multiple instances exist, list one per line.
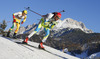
(54, 18), (93, 33)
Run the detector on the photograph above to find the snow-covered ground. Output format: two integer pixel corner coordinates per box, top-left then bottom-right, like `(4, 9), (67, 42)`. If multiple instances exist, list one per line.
(0, 37), (80, 59)
(88, 52), (100, 59)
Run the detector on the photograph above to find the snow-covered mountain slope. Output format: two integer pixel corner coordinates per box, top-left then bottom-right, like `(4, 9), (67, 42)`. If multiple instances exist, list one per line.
(0, 37), (80, 59)
(88, 52), (100, 59)
(53, 18), (93, 33)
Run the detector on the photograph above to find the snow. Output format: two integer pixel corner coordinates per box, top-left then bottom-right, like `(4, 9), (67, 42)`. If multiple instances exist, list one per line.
(88, 52), (100, 59)
(0, 37), (80, 59)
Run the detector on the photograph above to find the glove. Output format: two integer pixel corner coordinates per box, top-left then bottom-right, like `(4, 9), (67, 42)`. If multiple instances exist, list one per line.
(13, 19), (16, 23)
(50, 25), (55, 29)
(21, 21), (24, 24)
(52, 21), (57, 25)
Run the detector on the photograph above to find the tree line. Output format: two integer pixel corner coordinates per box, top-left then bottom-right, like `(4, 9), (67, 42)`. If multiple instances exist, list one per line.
(0, 20), (7, 34)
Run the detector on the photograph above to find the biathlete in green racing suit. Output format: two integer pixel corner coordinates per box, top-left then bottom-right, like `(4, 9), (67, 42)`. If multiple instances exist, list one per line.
(22, 12), (61, 49)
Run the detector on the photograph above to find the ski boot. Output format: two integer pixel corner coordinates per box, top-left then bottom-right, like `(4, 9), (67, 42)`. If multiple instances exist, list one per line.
(13, 33), (17, 39)
(7, 31), (10, 37)
(22, 37), (29, 44)
(38, 42), (45, 50)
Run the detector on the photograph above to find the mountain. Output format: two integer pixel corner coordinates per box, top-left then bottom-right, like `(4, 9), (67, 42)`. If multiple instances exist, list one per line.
(53, 18), (93, 33)
(0, 37), (80, 59)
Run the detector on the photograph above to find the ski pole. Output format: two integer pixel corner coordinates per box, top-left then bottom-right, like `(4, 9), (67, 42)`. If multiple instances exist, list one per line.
(24, 7), (65, 16)
(24, 7), (42, 17)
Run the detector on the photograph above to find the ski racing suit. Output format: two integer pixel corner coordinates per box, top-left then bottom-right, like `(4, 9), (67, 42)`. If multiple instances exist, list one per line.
(9, 12), (27, 34)
(28, 13), (58, 43)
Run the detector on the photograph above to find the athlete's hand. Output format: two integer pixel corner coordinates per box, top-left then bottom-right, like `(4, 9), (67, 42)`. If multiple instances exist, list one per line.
(13, 19), (16, 23)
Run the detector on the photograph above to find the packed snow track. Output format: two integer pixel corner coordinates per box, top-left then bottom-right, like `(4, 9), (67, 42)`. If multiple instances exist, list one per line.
(0, 37), (80, 59)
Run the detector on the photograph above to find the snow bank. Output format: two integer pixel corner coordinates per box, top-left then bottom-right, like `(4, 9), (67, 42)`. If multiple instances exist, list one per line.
(0, 37), (80, 59)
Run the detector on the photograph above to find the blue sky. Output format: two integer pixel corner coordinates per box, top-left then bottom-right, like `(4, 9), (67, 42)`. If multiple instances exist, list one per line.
(0, 0), (100, 33)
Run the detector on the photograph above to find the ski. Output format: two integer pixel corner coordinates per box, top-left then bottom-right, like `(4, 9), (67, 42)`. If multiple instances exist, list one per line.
(25, 43), (55, 54)
(16, 41), (54, 54)
(22, 43), (63, 57)
(16, 42), (45, 50)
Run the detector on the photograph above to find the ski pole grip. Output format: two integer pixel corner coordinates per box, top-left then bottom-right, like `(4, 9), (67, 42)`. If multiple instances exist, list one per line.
(60, 10), (65, 13)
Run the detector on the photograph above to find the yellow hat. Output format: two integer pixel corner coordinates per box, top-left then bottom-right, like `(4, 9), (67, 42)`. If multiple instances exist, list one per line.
(23, 10), (27, 14)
